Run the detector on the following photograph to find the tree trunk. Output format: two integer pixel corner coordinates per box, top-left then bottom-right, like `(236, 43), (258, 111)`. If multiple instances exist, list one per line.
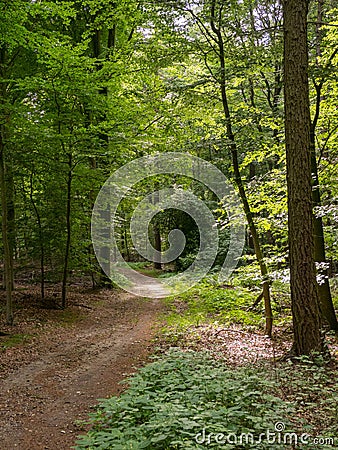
(153, 224), (162, 270)
(6, 165), (15, 284)
(283, 0), (324, 355)
(308, 0), (338, 331)
(61, 153), (72, 308)
(0, 125), (14, 325)
(91, 23), (117, 287)
(310, 125), (338, 331)
(0, 44), (14, 324)
(30, 174), (45, 300)
(210, 0), (273, 337)
(123, 217), (130, 261)
(153, 189), (161, 270)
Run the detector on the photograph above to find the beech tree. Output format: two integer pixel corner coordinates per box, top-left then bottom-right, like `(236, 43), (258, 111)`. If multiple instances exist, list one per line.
(1, 0), (337, 340)
(154, 0), (278, 336)
(208, 0), (273, 337)
(0, 0), (144, 308)
(0, 0), (31, 324)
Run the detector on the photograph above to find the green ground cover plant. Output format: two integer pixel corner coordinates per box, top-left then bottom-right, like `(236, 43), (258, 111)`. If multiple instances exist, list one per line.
(75, 349), (338, 450)
(75, 349), (293, 449)
(162, 277), (288, 333)
(75, 272), (338, 450)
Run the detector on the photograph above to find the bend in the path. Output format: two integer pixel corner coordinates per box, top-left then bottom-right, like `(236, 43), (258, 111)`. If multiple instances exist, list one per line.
(0, 293), (165, 450)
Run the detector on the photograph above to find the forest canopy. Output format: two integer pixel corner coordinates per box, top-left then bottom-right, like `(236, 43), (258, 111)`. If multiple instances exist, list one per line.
(1, 0), (338, 356)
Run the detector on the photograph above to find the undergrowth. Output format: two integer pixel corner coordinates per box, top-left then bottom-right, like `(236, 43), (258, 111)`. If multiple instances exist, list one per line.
(161, 277), (291, 342)
(75, 276), (338, 450)
(75, 350), (338, 449)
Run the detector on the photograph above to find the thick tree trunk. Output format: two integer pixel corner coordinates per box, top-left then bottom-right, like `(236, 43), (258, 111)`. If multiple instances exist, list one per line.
(283, 0), (324, 355)
(210, 0), (272, 337)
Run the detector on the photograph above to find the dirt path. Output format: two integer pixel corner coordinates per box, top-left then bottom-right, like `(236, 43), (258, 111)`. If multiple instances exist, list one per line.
(0, 289), (166, 450)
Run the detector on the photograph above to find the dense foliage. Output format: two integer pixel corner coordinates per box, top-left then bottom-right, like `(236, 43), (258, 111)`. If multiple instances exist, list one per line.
(1, 2), (338, 340)
(1, 0), (337, 297)
(1, 1), (338, 448)
(75, 349), (338, 449)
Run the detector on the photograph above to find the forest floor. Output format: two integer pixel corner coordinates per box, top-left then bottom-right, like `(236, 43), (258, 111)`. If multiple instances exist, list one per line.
(1, 282), (338, 450)
(0, 284), (166, 450)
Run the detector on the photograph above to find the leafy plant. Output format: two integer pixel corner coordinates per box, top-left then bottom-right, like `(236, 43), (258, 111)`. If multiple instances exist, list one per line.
(75, 349), (294, 449)
(163, 278), (265, 333)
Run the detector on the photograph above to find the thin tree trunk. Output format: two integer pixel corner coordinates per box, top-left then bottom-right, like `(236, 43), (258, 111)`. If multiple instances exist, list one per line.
(30, 174), (45, 300)
(310, 93), (338, 330)
(123, 219), (130, 261)
(283, 0), (324, 356)
(53, 78), (72, 307)
(91, 23), (117, 287)
(308, 0), (338, 331)
(0, 127), (14, 325)
(0, 43), (14, 323)
(210, 0), (273, 337)
(153, 189), (161, 270)
(6, 165), (15, 287)
(153, 225), (161, 270)
(88, 157), (97, 288)
(61, 153), (72, 309)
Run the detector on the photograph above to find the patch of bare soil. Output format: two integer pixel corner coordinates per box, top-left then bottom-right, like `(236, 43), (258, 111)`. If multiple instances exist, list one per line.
(0, 286), (166, 450)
